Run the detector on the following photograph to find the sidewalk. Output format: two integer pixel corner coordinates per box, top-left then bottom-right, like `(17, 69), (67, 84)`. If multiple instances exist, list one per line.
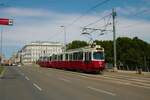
(118, 70), (150, 74)
(105, 69), (150, 78)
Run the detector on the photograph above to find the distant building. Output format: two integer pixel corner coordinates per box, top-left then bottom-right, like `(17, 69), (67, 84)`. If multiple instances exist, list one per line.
(0, 53), (5, 64)
(10, 52), (21, 65)
(20, 41), (63, 64)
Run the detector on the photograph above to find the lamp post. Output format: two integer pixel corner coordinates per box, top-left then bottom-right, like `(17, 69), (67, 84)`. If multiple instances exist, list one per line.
(0, 18), (13, 64)
(60, 26), (67, 52)
(0, 27), (3, 59)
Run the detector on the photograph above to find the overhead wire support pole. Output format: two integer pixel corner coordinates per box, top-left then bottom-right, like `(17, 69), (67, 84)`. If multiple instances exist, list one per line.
(112, 8), (117, 71)
(1, 27), (2, 56)
(0, 27), (3, 65)
(60, 26), (67, 52)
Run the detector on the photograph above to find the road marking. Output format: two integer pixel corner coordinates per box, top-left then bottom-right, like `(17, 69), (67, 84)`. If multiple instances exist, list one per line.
(33, 83), (42, 91)
(25, 76), (30, 80)
(126, 83), (150, 89)
(87, 86), (116, 96)
(104, 75), (150, 84)
(54, 71), (150, 90)
(102, 76), (150, 89)
(130, 78), (150, 84)
(59, 78), (71, 83)
(104, 74), (150, 80)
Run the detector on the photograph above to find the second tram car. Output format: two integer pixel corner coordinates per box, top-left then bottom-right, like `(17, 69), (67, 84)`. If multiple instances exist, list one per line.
(37, 45), (105, 73)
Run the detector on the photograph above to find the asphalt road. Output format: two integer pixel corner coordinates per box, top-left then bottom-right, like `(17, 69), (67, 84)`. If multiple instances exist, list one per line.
(0, 65), (150, 100)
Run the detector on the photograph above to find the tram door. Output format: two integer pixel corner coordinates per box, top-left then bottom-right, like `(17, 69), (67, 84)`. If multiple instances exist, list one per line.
(84, 52), (91, 63)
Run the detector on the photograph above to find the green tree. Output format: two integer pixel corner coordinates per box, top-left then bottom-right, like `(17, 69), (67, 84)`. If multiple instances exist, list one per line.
(66, 40), (88, 50)
(67, 37), (150, 71)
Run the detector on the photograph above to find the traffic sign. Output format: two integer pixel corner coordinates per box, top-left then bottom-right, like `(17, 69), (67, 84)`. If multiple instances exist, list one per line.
(0, 18), (13, 26)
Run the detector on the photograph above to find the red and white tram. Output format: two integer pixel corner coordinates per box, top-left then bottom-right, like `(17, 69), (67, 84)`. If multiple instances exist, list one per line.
(37, 45), (105, 73)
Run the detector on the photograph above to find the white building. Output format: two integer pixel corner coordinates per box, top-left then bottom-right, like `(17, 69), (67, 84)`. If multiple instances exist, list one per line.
(21, 41), (63, 64)
(0, 53), (5, 64)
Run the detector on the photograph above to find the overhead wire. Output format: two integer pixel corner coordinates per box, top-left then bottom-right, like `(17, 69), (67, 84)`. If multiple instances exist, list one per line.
(46, 0), (111, 43)
(82, 12), (112, 33)
(83, 13), (112, 28)
(81, 12), (113, 42)
(67, 0), (111, 27)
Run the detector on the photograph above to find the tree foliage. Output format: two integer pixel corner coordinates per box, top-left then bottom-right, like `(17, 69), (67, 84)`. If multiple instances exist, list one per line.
(67, 37), (150, 71)
(67, 40), (88, 50)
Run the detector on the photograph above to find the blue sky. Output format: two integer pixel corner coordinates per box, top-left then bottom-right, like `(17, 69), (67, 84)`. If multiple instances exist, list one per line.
(0, 0), (150, 58)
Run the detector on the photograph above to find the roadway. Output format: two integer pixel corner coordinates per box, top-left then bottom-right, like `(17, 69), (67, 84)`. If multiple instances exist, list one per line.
(0, 65), (150, 100)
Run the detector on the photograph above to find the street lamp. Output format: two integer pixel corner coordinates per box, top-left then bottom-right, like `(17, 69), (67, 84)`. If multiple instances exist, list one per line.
(60, 25), (67, 52)
(0, 27), (3, 64)
(0, 18), (13, 64)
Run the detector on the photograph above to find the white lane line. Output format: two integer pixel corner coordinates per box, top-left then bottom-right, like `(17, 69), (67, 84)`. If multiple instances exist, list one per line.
(33, 83), (42, 91)
(104, 75), (150, 84)
(104, 74), (150, 81)
(130, 78), (150, 84)
(25, 76), (30, 80)
(59, 72), (150, 89)
(59, 78), (71, 83)
(103, 76), (150, 89)
(126, 83), (150, 89)
(87, 86), (116, 96)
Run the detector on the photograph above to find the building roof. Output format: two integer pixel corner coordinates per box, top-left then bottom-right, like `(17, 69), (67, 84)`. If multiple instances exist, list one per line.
(21, 41), (63, 51)
(29, 41), (63, 46)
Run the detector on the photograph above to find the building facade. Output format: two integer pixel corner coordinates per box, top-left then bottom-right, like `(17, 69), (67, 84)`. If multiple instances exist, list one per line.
(0, 53), (5, 64)
(21, 41), (63, 64)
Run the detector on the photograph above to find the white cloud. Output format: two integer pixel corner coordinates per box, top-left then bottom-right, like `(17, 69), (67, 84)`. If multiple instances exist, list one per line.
(0, 7), (52, 17)
(117, 18), (150, 41)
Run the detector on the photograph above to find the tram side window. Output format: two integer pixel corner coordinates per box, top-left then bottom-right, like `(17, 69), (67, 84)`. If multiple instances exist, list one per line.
(49, 56), (51, 61)
(43, 57), (46, 61)
(45, 57), (47, 61)
(73, 52), (78, 60)
(54, 55), (57, 61)
(65, 54), (68, 61)
(58, 55), (60, 60)
(72, 52), (83, 61)
(69, 54), (73, 61)
(85, 52), (91, 61)
(60, 54), (63, 61)
(52, 55), (54, 61)
(78, 52), (83, 60)
(57, 55), (62, 61)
